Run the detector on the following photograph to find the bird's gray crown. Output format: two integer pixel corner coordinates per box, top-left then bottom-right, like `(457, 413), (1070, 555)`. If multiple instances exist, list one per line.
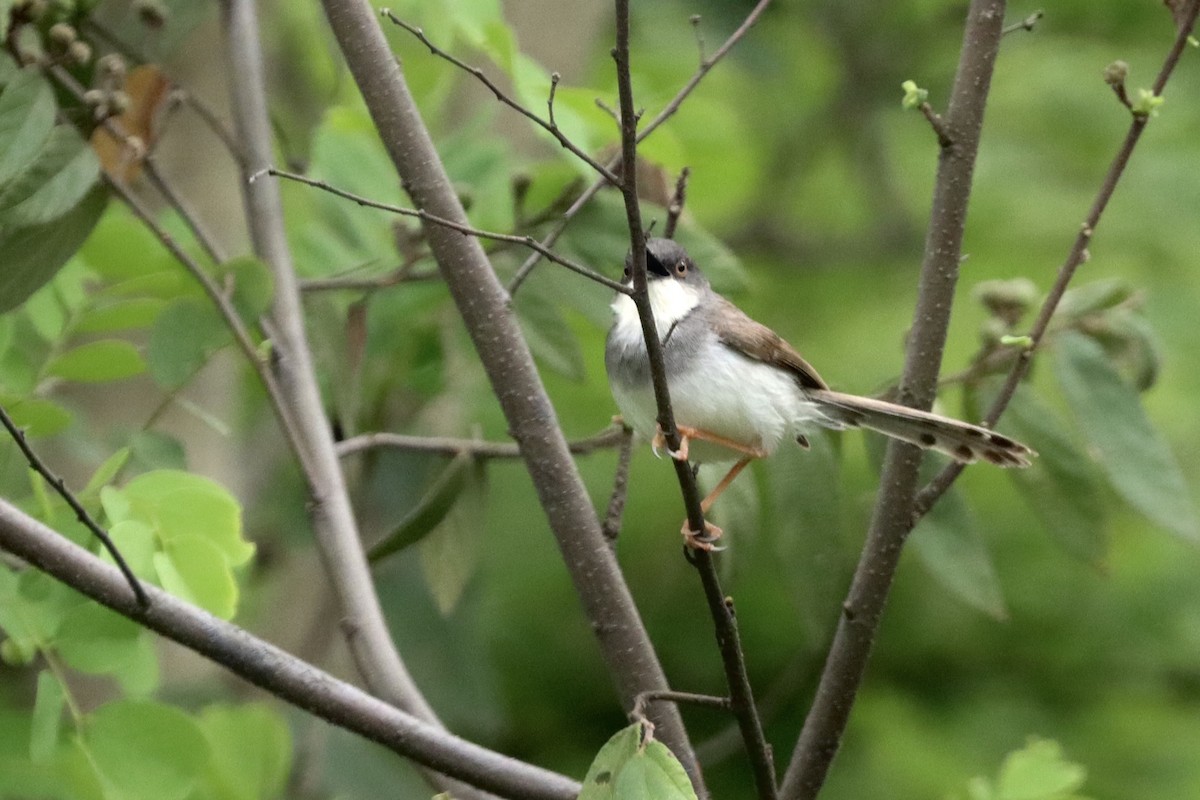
(622, 237), (704, 284)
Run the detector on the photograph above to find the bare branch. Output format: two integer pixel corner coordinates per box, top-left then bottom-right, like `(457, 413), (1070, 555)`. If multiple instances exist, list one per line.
(336, 424), (626, 459)
(220, 5), (480, 798)
(612, 3), (771, 798)
(142, 158), (228, 264)
(299, 265), (441, 292)
(381, 10), (620, 185)
(914, 3), (1200, 518)
(0, 405), (147, 606)
(780, 3), (1008, 798)
(664, 166), (691, 239)
(601, 426), (635, 542)
(1002, 9), (1044, 35)
(320, 0), (700, 778)
(254, 167), (630, 294)
(507, 0), (774, 294)
(918, 101), (954, 148)
(0, 500), (581, 800)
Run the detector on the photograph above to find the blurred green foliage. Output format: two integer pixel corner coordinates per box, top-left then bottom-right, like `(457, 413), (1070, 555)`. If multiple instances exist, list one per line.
(1, 0), (1199, 798)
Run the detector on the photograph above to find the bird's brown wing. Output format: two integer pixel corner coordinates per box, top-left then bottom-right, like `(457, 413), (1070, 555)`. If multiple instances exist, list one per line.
(709, 295), (829, 390)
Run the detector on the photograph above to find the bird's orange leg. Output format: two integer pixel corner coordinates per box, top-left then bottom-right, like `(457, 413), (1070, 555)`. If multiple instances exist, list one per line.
(681, 455), (759, 551)
(652, 424), (765, 462)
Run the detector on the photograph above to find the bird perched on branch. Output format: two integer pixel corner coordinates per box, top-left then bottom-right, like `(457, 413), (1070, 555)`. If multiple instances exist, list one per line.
(605, 237), (1034, 550)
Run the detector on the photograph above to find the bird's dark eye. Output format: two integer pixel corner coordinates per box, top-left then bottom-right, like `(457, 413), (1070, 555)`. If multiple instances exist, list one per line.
(622, 266), (631, 280)
(675, 260), (688, 275)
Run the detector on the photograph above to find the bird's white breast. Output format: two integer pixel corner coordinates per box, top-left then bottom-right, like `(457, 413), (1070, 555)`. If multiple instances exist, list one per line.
(608, 280), (702, 349)
(608, 281), (829, 463)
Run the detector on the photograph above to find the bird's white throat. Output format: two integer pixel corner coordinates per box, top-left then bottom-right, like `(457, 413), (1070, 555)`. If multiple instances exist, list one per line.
(610, 279), (702, 345)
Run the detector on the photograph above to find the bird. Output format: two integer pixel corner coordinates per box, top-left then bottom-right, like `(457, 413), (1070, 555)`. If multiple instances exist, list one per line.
(604, 237), (1035, 550)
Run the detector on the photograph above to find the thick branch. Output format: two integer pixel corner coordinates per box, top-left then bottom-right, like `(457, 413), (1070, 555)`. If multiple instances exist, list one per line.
(780, 3), (1007, 798)
(318, 0), (700, 778)
(612, 3), (772, 798)
(0, 500), (580, 800)
(219, 6), (477, 799)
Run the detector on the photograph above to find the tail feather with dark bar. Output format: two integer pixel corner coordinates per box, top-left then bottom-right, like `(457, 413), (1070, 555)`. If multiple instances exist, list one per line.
(809, 390), (1034, 468)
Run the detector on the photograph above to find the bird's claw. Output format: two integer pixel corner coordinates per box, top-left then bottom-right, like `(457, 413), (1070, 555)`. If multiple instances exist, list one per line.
(682, 519), (724, 552)
(652, 426), (689, 461)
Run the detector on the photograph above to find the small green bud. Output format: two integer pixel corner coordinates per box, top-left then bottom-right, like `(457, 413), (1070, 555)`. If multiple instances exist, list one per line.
(1188, 35), (1199, 48)
(999, 334), (1034, 348)
(1102, 60), (1128, 87)
(900, 79), (928, 110)
(1131, 88), (1164, 117)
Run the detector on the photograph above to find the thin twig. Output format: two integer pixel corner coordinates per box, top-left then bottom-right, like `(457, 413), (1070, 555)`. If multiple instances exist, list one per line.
(254, 167), (630, 294)
(336, 424), (626, 459)
(506, 0), (774, 294)
(381, 9), (620, 185)
(143, 157), (228, 264)
(918, 101), (954, 148)
(601, 426), (635, 542)
(299, 267), (441, 292)
(632, 690), (732, 721)
(0, 405), (148, 607)
(914, 3), (1200, 518)
(612, 3), (772, 798)
(1002, 9), (1043, 35)
(664, 166), (691, 239)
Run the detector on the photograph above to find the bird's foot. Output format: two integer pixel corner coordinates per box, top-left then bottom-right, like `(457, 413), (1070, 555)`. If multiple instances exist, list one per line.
(651, 426), (690, 461)
(682, 519), (724, 551)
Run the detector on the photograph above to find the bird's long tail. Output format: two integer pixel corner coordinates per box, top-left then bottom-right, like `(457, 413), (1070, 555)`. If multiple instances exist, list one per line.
(809, 389), (1034, 467)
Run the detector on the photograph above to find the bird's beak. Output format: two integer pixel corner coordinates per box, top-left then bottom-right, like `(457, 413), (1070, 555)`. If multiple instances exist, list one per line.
(645, 249), (670, 277)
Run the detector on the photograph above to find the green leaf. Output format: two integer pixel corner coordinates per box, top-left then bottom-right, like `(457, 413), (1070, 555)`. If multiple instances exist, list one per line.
(369, 453), (472, 563)
(766, 432), (848, 642)
(997, 385), (1108, 564)
(0, 185), (108, 312)
(45, 339), (145, 383)
(147, 297), (230, 388)
(30, 670), (66, 763)
(119, 470), (254, 567)
(106, 519), (158, 578)
(154, 535), (238, 619)
(80, 447), (132, 498)
(0, 124), (101, 230)
(0, 394), (73, 437)
(1054, 331), (1199, 542)
(579, 724), (697, 800)
(75, 297), (167, 334)
(214, 256), (274, 323)
(996, 738), (1087, 799)
(419, 458), (486, 614)
(82, 700), (210, 800)
(55, 603), (146, 677)
(514, 285), (585, 381)
(196, 705), (292, 800)
(0, 67), (56, 187)
(909, 486), (1008, 620)
(1055, 278), (1133, 318)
